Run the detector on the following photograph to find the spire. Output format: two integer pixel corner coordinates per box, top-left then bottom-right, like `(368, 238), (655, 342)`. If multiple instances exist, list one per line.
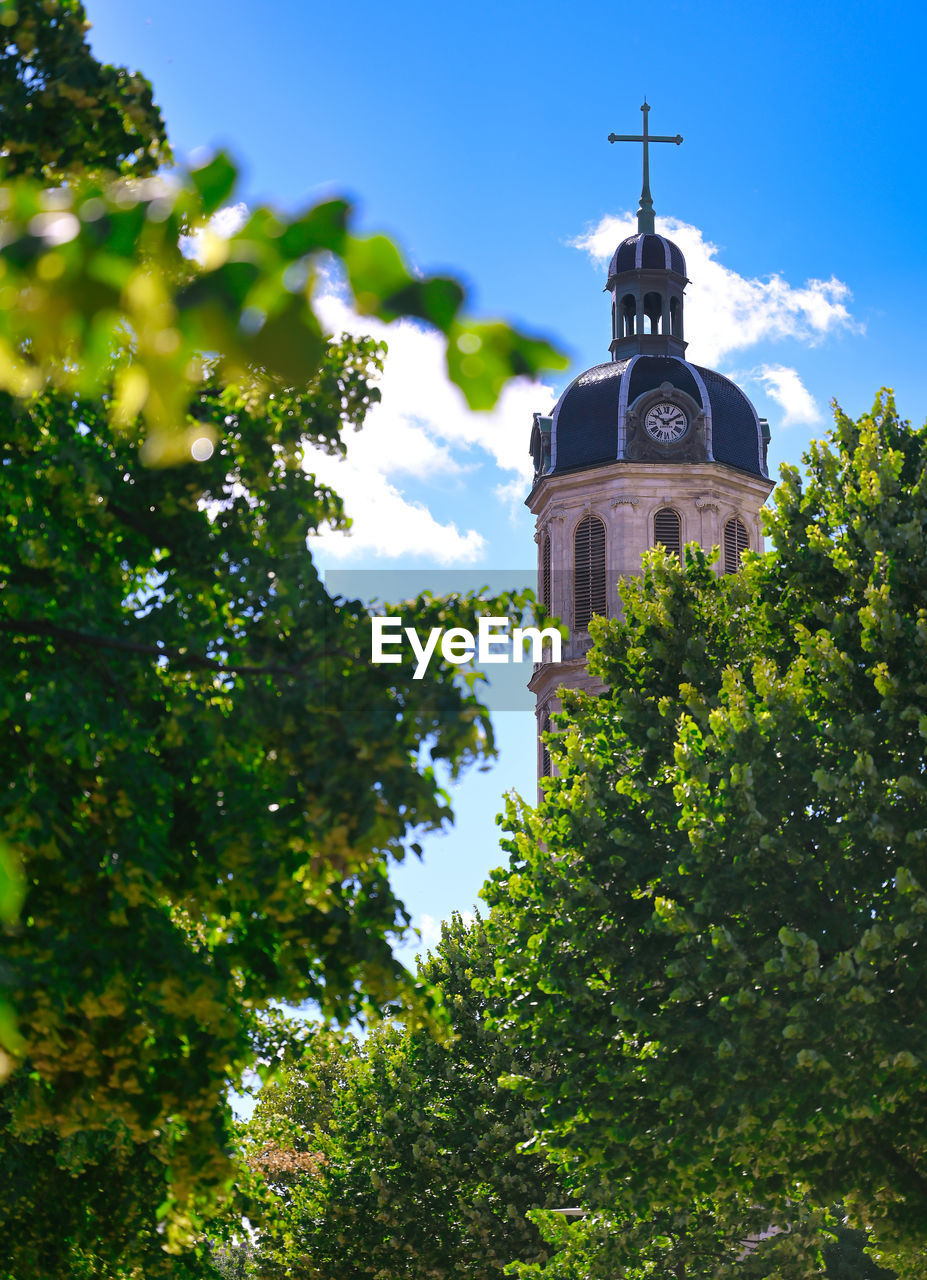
(608, 102), (683, 234)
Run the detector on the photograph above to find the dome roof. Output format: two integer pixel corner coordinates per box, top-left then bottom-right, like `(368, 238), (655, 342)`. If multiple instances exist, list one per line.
(607, 233), (686, 282)
(547, 354), (767, 479)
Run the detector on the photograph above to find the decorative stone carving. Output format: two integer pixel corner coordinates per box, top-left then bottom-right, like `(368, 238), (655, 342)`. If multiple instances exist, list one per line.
(624, 386), (709, 465)
(695, 495), (721, 512)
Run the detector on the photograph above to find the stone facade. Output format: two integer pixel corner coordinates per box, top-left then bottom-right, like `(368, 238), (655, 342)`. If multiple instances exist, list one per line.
(528, 459), (772, 776)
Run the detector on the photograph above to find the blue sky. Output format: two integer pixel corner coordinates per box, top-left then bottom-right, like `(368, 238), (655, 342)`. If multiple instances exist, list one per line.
(86, 0), (927, 959)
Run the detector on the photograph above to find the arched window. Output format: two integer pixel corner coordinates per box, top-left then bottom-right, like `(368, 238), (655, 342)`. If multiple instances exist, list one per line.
(654, 507), (681, 556)
(620, 294), (636, 337)
(574, 514), (607, 629)
(540, 531), (551, 611)
(540, 709), (551, 778)
(724, 517), (749, 573)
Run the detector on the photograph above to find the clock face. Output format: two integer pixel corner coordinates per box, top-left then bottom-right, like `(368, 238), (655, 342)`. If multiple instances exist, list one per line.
(644, 401), (688, 444)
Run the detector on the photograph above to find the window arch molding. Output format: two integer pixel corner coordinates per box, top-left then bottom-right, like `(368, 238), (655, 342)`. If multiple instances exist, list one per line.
(572, 510), (607, 630)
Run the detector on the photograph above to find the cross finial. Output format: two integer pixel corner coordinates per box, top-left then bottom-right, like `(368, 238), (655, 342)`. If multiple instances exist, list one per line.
(608, 102), (683, 234)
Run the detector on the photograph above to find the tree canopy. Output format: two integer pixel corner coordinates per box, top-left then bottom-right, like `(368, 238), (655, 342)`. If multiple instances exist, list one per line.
(235, 918), (891, 1280)
(484, 393), (927, 1276)
(239, 915), (563, 1280)
(0, 4), (565, 1273)
(1, 347), (548, 1273)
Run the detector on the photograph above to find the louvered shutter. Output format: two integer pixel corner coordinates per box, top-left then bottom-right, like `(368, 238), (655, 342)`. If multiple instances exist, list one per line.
(540, 710), (551, 777)
(654, 507), (681, 556)
(574, 515), (607, 629)
(541, 533), (551, 611)
(724, 517), (749, 573)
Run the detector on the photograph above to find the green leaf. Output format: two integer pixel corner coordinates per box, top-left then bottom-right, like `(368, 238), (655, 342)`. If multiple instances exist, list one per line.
(446, 320), (569, 411)
(189, 150), (238, 217)
(237, 294), (325, 388)
(379, 276), (466, 332)
(278, 199), (351, 258)
(342, 233), (422, 315)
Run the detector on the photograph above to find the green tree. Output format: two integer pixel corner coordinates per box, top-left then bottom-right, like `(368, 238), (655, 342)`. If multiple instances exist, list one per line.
(240, 928), (885, 1280)
(0, 348), (554, 1275)
(242, 915), (564, 1279)
(0, 4), (566, 1273)
(484, 394), (927, 1275)
(0, 0), (170, 179)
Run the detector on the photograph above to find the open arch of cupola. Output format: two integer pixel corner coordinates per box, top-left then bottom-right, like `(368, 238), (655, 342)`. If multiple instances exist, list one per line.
(643, 291), (663, 334)
(670, 295), (682, 337)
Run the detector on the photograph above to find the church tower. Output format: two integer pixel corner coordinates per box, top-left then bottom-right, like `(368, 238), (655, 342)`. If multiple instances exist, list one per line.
(529, 105), (774, 778)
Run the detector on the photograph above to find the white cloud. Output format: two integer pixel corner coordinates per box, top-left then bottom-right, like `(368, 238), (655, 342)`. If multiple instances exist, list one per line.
(571, 213), (859, 368)
(208, 202), (250, 238)
(416, 914), (445, 953)
(308, 448), (486, 563)
(493, 473), (530, 513)
(749, 364), (823, 426)
(185, 214), (556, 563)
(180, 201), (249, 261)
(307, 285), (555, 563)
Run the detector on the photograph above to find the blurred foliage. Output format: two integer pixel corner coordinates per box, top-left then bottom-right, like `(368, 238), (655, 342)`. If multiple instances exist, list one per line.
(484, 393), (925, 1275)
(0, 156), (566, 444)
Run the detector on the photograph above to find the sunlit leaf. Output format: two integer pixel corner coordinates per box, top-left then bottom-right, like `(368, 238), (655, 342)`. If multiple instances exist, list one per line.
(189, 150), (237, 218)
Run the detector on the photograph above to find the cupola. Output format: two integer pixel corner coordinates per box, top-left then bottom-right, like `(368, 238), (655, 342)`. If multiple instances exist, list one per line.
(606, 231), (688, 360)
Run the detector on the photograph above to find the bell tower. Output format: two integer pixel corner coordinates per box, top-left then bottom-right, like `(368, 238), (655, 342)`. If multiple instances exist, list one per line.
(529, 106), (774, 779)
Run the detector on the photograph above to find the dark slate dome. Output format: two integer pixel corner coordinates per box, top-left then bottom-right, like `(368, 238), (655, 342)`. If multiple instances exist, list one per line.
(607, 233), (686, 281)
(548, 354), (767, 479)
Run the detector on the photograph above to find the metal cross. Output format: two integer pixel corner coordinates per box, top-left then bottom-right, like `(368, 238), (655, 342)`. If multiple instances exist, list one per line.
(608, 102), (682, 235)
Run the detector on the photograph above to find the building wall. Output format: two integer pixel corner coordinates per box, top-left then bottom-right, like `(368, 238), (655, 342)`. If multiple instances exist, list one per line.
(528, 459), (774, 780)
